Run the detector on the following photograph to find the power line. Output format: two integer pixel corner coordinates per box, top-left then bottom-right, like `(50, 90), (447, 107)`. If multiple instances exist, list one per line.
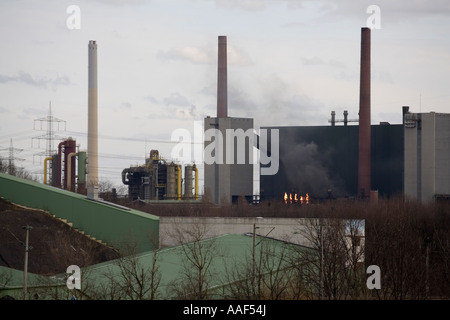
(32, 102), (67, 158)
(0, 139), (25, 174)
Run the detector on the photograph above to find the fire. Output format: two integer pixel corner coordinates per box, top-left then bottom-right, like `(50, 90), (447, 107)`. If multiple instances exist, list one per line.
(283, 192), (310, 204)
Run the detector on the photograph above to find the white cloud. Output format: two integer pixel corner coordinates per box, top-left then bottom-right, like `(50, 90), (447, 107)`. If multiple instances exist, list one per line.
(0, 71), (72, 89)
(157, 46), (214, 64)
(214, 0), (267, 11)
(157, 44), (251, 66)
(163, 92), (191, 107)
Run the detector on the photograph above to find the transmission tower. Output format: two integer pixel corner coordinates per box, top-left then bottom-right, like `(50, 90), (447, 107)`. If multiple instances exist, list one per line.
(32, 102), (66, 183)
(0, 138), (25, 174)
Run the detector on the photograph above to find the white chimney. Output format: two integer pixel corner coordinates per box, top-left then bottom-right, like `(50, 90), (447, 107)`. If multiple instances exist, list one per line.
(87, 40), (99, 200)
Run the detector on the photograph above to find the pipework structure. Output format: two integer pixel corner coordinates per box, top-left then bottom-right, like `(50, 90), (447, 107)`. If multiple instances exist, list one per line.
(122, 149), (199, 201)
(44, 137), (87, 194)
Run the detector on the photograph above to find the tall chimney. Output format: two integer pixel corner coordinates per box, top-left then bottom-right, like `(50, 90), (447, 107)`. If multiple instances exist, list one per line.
(217, 36), (227, 118)
(357, 27), (371, 199)
(87, 40), (99, 200)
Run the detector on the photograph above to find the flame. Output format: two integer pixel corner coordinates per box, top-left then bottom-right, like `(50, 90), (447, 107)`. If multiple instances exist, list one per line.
(283, 192), (310, 204)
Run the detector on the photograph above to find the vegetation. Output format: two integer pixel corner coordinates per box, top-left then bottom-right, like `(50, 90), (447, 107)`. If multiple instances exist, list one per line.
(1, 178), (449, 300)
(122, 195), (450, 300)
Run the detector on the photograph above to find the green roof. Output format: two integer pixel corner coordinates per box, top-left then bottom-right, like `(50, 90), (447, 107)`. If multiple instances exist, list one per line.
(0, 173), (159, 253)
(1, 233), (315, 300)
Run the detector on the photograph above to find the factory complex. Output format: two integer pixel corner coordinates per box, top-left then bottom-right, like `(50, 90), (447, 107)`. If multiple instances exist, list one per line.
(1, 26), (449, 301)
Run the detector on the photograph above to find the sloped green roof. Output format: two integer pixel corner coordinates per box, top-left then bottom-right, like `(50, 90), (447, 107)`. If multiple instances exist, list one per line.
(78, 233), (309, 299)
(1, 233), (314, 300)
(0, 173), (159, 253)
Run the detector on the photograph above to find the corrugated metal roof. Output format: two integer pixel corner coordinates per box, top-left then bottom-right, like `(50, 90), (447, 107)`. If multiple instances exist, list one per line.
(1, 233), (313, 299)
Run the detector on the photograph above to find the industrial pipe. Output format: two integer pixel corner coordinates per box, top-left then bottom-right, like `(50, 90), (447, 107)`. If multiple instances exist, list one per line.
(43, 157), (52, 185)
(177, 165), (182, 200)
(87, 40), (99, 199)
(67, 152), (77, 191)
(357, 27), (371, 199)
(217, 35), (227, 118)
(194, 164), (198, 200)
(77, 151), (87, 194)
(57, 141), (65, 188)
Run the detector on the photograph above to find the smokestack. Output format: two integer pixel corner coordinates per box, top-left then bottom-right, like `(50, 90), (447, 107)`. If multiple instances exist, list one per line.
(357, 27), (371, 199)
(217, 36), (227, 118)
(87, 40), (99, 200)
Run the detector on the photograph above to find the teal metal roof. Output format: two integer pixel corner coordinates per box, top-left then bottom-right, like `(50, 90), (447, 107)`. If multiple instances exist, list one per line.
(1, 233), (313, 299)
(0, 173), (159, 253)
(78, 233), (310, 299)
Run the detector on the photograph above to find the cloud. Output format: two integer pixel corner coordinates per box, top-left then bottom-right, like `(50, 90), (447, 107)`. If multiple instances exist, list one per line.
(163, 92), (191, 107)
(0, 71), (72, 90)
(302, 56), (346, 68)
(144, 95), (159, 104)
(157, 44), (251, 66)
(158, 46), (214, 65)
(92, 0), (148, 6)
(175, 104), (200, 119)
(213, 0), (267, 11)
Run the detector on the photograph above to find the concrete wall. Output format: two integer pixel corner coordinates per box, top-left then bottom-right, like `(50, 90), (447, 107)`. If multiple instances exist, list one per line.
(159, 216), (365, 250)
(160, 216), (311, 248)
(404, 112), (450, 202)
(204, 117), (254, 205)
(435, 114), (450, 197)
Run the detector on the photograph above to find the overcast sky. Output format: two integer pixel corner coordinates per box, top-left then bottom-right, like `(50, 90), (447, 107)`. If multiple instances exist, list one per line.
(0, 0), (449, 192)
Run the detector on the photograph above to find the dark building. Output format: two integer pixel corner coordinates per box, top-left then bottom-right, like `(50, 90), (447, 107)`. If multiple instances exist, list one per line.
(260, 122), (404, 201)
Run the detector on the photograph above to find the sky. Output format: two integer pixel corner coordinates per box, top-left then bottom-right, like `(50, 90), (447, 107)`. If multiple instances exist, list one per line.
(0, 0), (449, 194)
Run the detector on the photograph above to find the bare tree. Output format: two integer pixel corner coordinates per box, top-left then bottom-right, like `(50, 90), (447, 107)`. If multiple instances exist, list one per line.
(82, 235), (162, 300)
(221, 235), (299, 300)
(166, 220), (221, 299)
(290, 218), (366, 300)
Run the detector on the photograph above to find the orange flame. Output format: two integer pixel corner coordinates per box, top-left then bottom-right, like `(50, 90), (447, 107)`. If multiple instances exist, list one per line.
(283, 192), (310, 204)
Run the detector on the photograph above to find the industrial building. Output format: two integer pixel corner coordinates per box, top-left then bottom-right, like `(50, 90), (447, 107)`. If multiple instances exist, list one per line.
(204, 116), (254, 205)
(259, 117), (404, 201)
(203, 36), (254, 205)
(404, 108), (450, 202)
(121, 149), (199, 201)
(43, 137), (87, 194)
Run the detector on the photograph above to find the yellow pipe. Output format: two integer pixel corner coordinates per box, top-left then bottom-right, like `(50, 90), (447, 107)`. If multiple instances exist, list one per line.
(193, 164), (198, 200)
(177, 165), (182, 200)
(67, 152), (78, 191)
(43, 157), (53, 185)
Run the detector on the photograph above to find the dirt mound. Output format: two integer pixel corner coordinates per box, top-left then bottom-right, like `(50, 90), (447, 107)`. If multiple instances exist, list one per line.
(0, 198), (120, 275)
